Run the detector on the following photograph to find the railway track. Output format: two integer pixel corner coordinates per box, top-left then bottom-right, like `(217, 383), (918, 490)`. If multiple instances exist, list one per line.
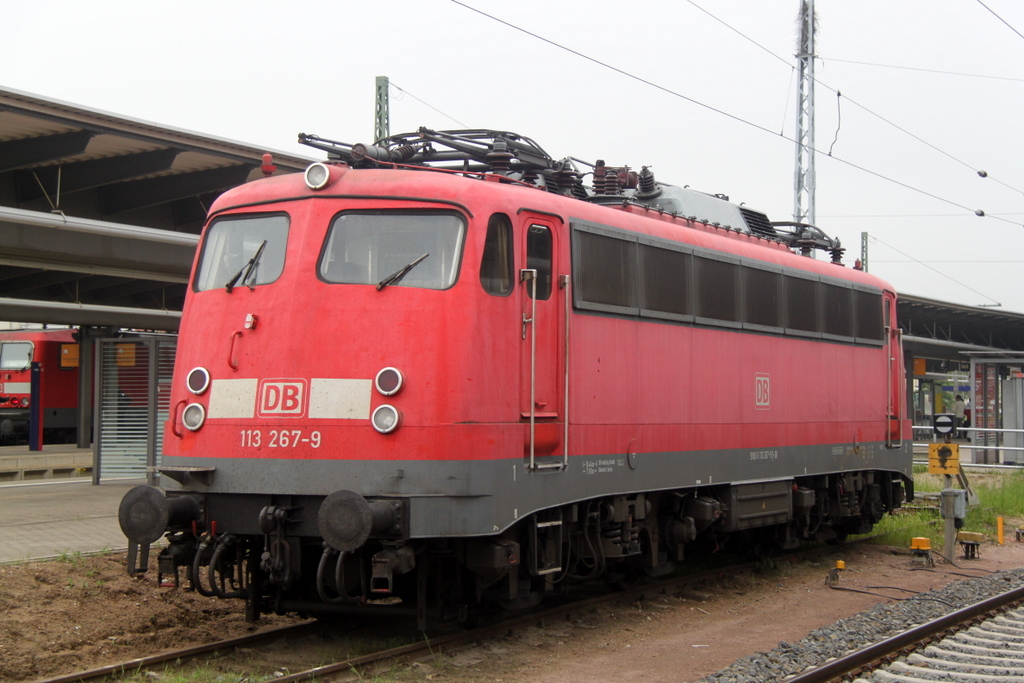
(30, 621), (322, 683)
(32, 541), (857, 683)
(787, 582), (1024, 683)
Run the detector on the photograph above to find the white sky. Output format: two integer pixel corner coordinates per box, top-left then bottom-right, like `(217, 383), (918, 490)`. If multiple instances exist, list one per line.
(3, 1), (1022, 312)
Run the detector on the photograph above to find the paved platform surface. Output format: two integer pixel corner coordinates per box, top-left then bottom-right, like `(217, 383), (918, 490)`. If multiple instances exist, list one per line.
(0, 478), (145, 563)
(0, 443), (94, 482)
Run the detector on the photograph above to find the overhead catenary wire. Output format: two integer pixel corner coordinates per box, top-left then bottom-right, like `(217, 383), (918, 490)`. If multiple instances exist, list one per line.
(820, 57), (1024, 84)
(451, 1), (1021, 228)
(876, 260), (1024, 264)
(780, 66), (797, 135)
(683, 0), (1024, 199)
(976, 0), (1024, 42)
(869, 234), (1001, 306)
(451, 1), (783, 139)
(821, 213), (1024, 218)
(834, 92), (1024, 198)
(389, 82), (469, 129)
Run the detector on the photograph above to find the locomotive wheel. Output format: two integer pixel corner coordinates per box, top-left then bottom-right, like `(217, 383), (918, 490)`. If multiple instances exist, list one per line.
(605, 565), (643, 591)
(826, 532), (849, 545)
(498, 591), (542, 611)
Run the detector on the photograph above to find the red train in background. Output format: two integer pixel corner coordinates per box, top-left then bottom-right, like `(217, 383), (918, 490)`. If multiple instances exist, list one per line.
(0, 328), (79, 444)
(119, 129), (912, 626)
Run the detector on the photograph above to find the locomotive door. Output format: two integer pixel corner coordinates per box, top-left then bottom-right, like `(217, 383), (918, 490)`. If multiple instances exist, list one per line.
(884, 291), (904, 448)
(519, 216), (566, 470)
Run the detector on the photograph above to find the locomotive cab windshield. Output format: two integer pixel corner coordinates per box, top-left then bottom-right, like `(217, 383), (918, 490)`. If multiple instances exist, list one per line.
(0, 342), (33, 370)
(318, 210), (465, 290)
(194, 214), (289, 292)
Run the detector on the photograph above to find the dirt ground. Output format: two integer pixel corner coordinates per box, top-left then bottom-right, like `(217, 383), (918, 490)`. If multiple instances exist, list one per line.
(1, 539), (1022, 683)
(429, 539), (1024, 683)
(0, 553), (301, 682)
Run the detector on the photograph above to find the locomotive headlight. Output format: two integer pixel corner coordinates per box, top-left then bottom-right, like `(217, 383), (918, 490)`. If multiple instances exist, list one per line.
(371, 404), (401, 434)
(375, 367), (404, 396)
(10, 397), (21, 407)
(304, 162), (331, 190)
(182, 403), (206, 431)
(186, 367), (211, 395)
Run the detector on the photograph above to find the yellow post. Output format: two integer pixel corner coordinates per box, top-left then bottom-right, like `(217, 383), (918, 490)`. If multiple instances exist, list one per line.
(998, 517), (1005, 545)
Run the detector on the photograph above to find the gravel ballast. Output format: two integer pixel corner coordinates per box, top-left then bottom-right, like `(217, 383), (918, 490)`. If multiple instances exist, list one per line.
(697, 566), (1024, 683)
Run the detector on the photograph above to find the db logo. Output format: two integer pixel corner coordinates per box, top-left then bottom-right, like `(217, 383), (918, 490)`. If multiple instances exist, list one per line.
(754, 373), (770, 410)
(258, 379), (307, 417)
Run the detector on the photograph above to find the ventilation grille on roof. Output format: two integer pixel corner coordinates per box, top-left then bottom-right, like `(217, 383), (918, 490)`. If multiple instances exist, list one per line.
(739, 208), (777, 239)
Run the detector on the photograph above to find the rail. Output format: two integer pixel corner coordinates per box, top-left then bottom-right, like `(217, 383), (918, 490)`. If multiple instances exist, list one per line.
(785, 583), (1024, 683)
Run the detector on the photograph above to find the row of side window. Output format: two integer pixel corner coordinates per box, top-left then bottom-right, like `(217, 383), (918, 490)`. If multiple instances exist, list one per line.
(477, 214), (884, 345)
(570, 219), (885, 344)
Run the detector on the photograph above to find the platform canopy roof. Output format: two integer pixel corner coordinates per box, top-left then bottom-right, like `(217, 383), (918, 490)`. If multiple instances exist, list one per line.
(0, 87), (315, 330)
(899, 294), (1024, 355)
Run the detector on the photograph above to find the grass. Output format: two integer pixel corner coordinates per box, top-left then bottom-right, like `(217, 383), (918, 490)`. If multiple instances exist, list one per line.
(867, 468), (1024, 548)
(105, 634), (419, 683)
(49, 546), (112, 564)
(869, 508), (942, 548)
(112, 667), (260, 683)
(55, 549), (82, 565)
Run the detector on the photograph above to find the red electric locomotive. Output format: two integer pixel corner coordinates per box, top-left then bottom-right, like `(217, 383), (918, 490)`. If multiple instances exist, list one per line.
(119, 129), (912, 624)
(0, 328), (80, 444)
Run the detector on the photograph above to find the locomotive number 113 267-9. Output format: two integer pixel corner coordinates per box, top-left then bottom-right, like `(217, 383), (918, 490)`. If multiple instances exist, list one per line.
(240, 429), (322, 448)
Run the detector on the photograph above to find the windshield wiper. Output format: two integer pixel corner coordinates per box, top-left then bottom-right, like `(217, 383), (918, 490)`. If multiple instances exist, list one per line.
(224, 240), (268, 293)
(376, 253), (429, 291)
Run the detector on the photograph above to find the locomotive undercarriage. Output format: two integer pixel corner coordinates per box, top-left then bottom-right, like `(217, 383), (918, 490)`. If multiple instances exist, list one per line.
(0, 409), (78, 445)
(134, 469), (907, 628)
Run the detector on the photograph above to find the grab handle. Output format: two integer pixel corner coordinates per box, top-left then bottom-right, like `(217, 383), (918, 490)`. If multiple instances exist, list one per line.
(170, 400), (187, 438)
(228, 330), (244, 370)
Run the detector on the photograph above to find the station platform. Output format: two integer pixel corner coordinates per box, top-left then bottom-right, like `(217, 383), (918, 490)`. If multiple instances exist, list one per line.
(0, 477), (142, 563)
(0, 443), (93, 483)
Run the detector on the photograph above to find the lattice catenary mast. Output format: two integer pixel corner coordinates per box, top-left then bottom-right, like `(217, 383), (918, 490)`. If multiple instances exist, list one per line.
(375, 76), (390, 143)
(793, 0), (816, 226)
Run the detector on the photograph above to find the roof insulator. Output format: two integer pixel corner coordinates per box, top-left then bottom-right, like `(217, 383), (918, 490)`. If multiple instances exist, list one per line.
(486, 140), (514, 176)
(637, 165), (660, 198)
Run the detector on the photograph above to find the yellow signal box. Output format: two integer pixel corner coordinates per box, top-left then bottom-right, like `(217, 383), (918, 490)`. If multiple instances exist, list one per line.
(928, 442), (960, 475)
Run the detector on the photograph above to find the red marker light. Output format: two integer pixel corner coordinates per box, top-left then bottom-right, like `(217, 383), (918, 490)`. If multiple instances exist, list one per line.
(261, 153), (277, 177)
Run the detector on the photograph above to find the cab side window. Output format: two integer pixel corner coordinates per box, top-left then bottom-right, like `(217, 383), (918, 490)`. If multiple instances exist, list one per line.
(526, 224), (552, 300)
(480, 214), (514, 296)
